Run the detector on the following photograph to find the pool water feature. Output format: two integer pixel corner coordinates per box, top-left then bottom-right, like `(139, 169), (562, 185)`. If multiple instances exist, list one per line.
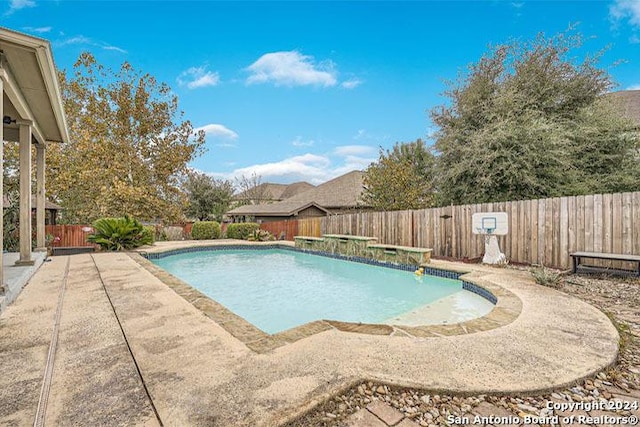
(152, 248), (493, 334)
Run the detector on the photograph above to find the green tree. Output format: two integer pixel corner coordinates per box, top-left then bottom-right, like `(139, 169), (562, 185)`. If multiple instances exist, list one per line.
(362, 139), (436, 210)
(183, 171), (234, 221)
(47, 52), (205, 223)
(431, 29), (639, 205)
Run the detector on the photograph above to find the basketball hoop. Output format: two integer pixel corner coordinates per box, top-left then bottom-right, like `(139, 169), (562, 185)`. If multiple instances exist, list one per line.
(472, 212), (508, 265)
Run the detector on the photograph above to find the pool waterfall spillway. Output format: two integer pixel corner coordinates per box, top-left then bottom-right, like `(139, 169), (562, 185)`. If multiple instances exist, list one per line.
(294, 234), (433, 266)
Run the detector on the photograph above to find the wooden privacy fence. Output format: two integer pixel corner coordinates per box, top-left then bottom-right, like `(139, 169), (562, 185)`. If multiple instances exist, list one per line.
(259, 220), (299, 241)
(266, 191), (640, 270)
(298, 217), (323, 237)
(259, 218), (324, 241)
(45, 224), (97, 248)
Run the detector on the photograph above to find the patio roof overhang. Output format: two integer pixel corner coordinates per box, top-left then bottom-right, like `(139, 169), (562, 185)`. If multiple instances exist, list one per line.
(0, 27), (69, 284)
(0, 27), (68, 145)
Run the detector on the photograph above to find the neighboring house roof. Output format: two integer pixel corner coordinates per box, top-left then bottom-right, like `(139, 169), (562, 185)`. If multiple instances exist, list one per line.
(279, 181), (316, 199)
(3, 195), (63, 210)
(609, 90), (640, 127)
(233, 181), (315, 202)
(227, 170), (366, 216)
(227, 200), (330, 217)
(283, 170), (366, 210)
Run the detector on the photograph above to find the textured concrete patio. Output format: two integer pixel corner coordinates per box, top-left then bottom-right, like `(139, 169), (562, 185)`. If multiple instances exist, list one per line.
(0, 243), (619, 426)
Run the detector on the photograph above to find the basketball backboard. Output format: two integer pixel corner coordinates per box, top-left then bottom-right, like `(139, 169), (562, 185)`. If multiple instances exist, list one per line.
(472, 212), (508, 235)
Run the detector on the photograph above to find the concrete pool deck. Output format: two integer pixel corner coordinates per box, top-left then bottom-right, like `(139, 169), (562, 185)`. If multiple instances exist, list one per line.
(0, 241), (620, 426)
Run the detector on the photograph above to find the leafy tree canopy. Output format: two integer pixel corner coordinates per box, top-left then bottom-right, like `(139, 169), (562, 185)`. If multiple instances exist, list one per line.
(362, 139), (436, 211)
(183, 171), (234, 222)
(47, 52), (205, 223)
(431, 28), (639, 205)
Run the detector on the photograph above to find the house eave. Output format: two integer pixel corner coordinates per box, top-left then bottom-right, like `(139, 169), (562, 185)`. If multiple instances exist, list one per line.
(0, 27), (69, 144)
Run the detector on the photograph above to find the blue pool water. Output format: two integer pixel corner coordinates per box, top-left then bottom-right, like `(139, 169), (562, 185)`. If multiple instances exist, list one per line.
(152, 249), (466, 334)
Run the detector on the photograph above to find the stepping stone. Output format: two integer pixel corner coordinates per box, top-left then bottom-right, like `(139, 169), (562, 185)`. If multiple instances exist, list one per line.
(345, 408), (387, 427)
(366, 400), (405, 425)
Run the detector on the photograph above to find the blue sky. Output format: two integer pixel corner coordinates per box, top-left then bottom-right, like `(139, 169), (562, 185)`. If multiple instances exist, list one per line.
(3, 1), (640, 185)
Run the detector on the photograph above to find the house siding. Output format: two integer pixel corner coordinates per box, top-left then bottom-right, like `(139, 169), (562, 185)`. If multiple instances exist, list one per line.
(297, 206), (328, 218)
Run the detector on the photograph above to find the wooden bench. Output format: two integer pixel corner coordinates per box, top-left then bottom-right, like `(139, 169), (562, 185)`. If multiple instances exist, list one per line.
(368, 244), (432, 265)
(570, 251), (640, 276)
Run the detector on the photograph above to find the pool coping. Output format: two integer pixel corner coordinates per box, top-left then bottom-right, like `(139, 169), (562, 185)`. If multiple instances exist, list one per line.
(132, 240), (522, 353)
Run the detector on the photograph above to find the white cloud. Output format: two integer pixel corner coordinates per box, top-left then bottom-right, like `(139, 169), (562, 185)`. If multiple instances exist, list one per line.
(230, 154), (331, 184)
(54, 35), (128, 55)
(8, 0), (34, 12)
(331, 156), (374, 177)
(246, 51), (337, 87)
(215, 142), (238, 148)
(209, 146), (375, 185)
(292, 136), (315, 147)
(103, 45), (128, 54)
(195, 124), (239, 140)
(341, 78), (363, 89)
(24, 26), (51, 33)
(59, 35), (92, 46)
(333, 145), (377, 157)
(206, 143), (376, 185)
(630, 34), (640, 43)
(332, 145), (376, 176)
(627, 84), (640, 90)
(610, 0), (640, 27)
(178, 66), (220, 89)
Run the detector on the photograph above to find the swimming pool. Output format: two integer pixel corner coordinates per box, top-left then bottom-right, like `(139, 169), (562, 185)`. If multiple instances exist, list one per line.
(151, 248), (494, 334)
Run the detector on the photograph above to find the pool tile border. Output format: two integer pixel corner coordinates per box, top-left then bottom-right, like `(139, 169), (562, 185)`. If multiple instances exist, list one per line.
(131, 243), (522, 353)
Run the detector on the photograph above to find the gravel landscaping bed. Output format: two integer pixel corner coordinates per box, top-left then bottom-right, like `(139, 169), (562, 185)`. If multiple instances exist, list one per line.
(286, 272), (640, 427)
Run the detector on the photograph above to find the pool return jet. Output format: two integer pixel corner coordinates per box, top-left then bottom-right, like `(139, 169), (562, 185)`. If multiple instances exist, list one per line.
(472, 212), (508, 265)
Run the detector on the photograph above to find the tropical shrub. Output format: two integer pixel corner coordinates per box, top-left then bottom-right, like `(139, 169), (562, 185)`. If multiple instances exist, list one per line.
(87, 216), (154, 251)
(191, 221), (221, 240)
(226, 222), (260, 240)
